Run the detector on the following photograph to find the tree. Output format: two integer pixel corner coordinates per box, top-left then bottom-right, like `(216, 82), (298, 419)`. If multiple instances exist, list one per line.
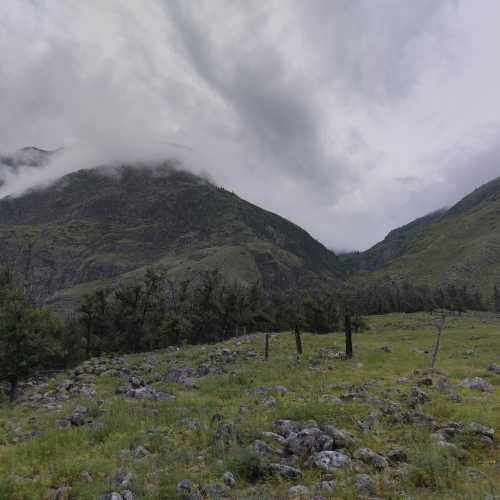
(0, 272), (63, 400)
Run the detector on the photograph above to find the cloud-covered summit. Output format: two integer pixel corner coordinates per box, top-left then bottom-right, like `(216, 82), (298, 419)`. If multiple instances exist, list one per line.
(2, 1), (500, 250)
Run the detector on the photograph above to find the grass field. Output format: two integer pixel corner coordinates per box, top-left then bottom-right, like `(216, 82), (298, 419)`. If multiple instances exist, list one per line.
(1, 312), (500, 499)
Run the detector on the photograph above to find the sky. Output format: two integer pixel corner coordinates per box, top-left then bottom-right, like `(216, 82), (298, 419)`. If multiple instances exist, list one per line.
(1, 0), (500, 251)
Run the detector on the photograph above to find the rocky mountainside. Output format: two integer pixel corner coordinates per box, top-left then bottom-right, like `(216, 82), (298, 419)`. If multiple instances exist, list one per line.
(0, 162), (342, 311)
(345, 175), (500, 297)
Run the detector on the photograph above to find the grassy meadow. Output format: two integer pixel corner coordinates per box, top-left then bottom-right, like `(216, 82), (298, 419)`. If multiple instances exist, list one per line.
(1, 312), (500, 499)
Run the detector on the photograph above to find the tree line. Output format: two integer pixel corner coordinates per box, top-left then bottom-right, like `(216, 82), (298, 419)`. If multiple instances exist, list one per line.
(0, 265), (493, 400)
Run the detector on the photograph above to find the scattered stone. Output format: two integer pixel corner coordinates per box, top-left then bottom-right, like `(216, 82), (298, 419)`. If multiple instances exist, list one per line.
(262, 431), (287, 446)
(488, 364), (500, 375)
(460, 377), (493, 392)
(52, 486), (72, 500)
(132, 445), (150, 460)
(379, 346), (392, 353)
(387, 449), (408, 463)
(80, 471), (93, 483)
(288, 485), (310, 498)
(286, 427), (332, 456)
(222, 471), (236, 487)
(466, 422), (495, 439)
(203, 483), (229, 499)
(176, 479), (202, 499)
(408, 387), (431, 407)
(273, 419), (300, 437)
(314, 480), (337, 495)
(97, 493), (123, 500)
(70, 406), (90, 427)
(261, 396), (277, 408)
(250, 440), (278, 457)
(269, 463), (303, 480)
(114, 468), (134, 487)
(354, 448), (388, 469)
(417, 376), (433, 386)
(312, 451), (351, 471)
(321, 425), (356, 449)
(354, 474), (374, 494)
(274, 385), (290, 395)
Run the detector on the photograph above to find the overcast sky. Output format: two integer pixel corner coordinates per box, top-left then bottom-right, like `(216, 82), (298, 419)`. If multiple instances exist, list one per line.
(1, 0), (500, 251)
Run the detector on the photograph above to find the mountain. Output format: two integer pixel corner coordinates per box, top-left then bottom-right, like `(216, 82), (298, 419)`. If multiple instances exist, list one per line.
(0, 162), (342, 311)
(348, 175), (500, 298)
(0, 147), (55, 188)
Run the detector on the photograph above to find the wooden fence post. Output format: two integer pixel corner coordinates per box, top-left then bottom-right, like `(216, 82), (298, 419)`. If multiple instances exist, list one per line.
(345, 314), (353, 359)
(295, 326), (303, 357)
(265, 333), (270, 360)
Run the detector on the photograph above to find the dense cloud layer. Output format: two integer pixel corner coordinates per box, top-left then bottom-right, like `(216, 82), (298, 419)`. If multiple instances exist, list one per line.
(1, 0), (500, 250)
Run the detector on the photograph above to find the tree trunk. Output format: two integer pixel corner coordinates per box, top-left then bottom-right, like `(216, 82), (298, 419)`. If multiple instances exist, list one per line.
(345, 314), (353, 359)
(294, 326), (303, 356)
(265, 333), (270, 360)
(9, 379), (18, 402)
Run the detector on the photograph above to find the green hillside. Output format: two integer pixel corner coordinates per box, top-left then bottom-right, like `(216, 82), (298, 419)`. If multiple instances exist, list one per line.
(0, 164), (342, 311)
(347, 176), (500, 300)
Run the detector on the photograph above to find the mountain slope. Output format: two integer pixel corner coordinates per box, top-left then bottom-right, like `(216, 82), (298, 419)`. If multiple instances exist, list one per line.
(350, 175), (500, 297)
(0, 163), (342, 310)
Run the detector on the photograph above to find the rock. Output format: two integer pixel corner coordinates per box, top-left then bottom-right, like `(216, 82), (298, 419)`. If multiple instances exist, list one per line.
(488, 363), (500, 375)
(321, 425), (356, 449)
(132, 445), (150, 460)
(387, 448), (408, 463)
(286, 428), (332, 456)
(121, 492), (135, 500)
(79, 471), (93, 483)
(460, 377), (493, 392)
(314, 480), (337, 495)
(262, 431), (287, 445)
(288, 485), (310, 498)
(408, 387), (431, 407)
(379, 345), (392, 353)
(203, 483), (229, 499)
(466, 422), (495, 439)
(312, 451), (351, 471)
(97, 493), (123, 500)
(152, 391), (176, 401)
(176, 479), (202, 499)
(354, 448), (388, 469)
(261, 396), (277, 408)
(274, 385), (290, 395)
(273, 419), (300, 437)
(402, 410), (434, 425)
(52, 486), (72, 500)
(354, 473), (374, 494)
(114, 468), (134, 487)
(269, 463), (303, 480)
(417, 376), (433, 386)
(57, 419), (71, 429)
(250, 440), (278, 457)
(70, 406), (89, 427)
(222, 471), (236, 487)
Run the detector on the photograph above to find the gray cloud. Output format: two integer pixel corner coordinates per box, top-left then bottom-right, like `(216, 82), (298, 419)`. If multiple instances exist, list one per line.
(1, 0), (500, 251)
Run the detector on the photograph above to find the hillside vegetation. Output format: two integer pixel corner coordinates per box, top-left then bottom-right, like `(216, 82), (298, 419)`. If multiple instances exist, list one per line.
(347, 176), (500, 300)
(0, 164), (341, 312)
(1, 313), (500, 499)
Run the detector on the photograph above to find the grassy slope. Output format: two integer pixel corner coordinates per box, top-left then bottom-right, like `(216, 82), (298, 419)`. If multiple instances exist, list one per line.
(1, 313), (500, 499)
(349, 177), (500, 298)
(0, 166), (341, 311)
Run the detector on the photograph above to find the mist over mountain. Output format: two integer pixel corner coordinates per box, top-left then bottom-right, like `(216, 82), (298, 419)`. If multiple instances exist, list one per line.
(0, 160), (342, 311)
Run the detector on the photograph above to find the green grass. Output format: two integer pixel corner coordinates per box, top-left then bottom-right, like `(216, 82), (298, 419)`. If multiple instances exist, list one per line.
(1, 312), (500, 498)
